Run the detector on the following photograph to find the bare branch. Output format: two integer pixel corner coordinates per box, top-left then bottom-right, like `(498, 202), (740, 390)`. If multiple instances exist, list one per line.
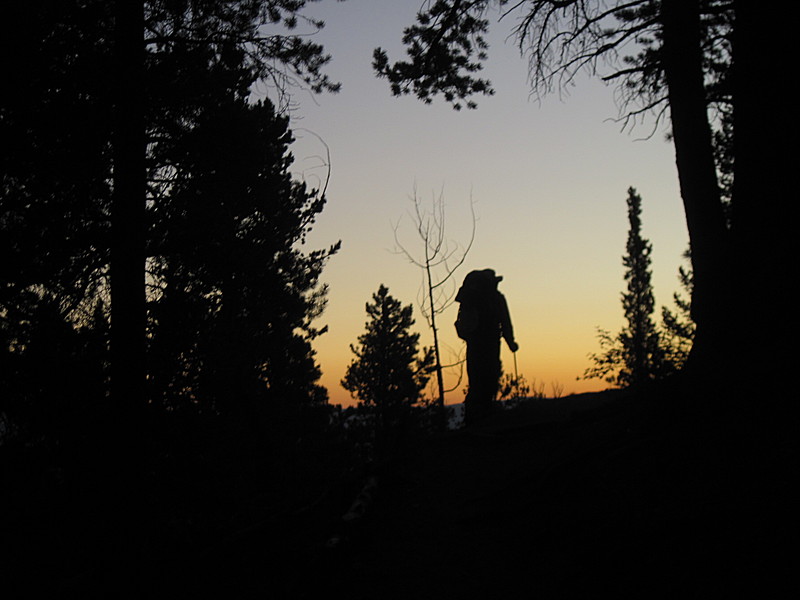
(392, 186), (477, 406)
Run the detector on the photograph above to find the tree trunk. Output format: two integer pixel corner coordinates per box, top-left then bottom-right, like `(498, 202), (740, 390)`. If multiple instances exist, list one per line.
(660, 0), (731, 375)
(731, 1), (789, 379)
(103, 2), (147, 576)
(425, 260), (446, 409)
(112, 0), (145, 415)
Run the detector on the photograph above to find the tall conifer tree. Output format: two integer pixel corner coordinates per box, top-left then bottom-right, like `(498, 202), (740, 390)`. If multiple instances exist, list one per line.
(584, 188), (668, 386)
(619, 187), (667, 385)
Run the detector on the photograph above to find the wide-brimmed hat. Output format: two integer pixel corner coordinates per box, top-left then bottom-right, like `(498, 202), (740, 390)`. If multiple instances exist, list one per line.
(483, 268), (502, 283)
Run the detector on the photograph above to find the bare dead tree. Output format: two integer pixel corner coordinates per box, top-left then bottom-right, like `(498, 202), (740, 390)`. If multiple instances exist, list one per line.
(393, 187), (476, 409)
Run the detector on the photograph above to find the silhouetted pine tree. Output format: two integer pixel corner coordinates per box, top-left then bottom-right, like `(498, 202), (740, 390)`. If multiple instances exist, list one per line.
(142, 0), (340, 423)
(619, 187), (668, 384)
(585, 188), (668, 386)
(146, 93), (338, 427)
(342, 286), (434, 434)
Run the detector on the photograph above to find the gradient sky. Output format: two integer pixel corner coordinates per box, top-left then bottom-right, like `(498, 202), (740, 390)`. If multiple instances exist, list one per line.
(264, 0), (689, 406)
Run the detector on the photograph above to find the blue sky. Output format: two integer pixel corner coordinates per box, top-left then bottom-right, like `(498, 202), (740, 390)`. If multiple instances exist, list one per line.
(261, 0), (689, 405)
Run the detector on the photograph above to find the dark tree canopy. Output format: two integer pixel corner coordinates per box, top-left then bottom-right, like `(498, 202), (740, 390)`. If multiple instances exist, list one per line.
(2, 1), (116, 438)
(373, 0), (493, 110)
(1, 0), (340, 441)
(146, 92), (338, 420)
(2, 1), (114, 319)
(145, 0), (341, 110)
(374, 1), (731, 121)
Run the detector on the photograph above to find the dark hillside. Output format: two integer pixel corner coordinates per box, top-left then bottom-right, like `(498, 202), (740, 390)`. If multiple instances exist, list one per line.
(313, 387), (794, 598)
(5, 386), (792, 598)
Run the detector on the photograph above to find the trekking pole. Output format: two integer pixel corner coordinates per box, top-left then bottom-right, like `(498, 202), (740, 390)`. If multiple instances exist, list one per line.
(513, 351), (519, 381)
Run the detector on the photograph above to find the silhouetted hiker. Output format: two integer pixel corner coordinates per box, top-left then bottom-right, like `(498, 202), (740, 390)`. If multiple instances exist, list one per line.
(455, 269), (518, 424)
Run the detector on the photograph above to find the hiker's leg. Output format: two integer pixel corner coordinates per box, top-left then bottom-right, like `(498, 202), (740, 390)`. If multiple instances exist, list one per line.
(465, 340), (498, 423)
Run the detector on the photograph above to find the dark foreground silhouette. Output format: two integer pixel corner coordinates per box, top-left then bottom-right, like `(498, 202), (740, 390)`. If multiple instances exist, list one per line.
(313, 387), (794, 599)
(6, 381), (794, 598)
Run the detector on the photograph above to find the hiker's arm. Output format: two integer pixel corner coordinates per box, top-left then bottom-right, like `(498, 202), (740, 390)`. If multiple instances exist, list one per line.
(498, 295), (518, 352)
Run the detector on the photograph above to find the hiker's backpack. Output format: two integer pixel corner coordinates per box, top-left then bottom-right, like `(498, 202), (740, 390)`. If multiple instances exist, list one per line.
(455, 303), (479, 340)
(455, 270), (490, 340)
